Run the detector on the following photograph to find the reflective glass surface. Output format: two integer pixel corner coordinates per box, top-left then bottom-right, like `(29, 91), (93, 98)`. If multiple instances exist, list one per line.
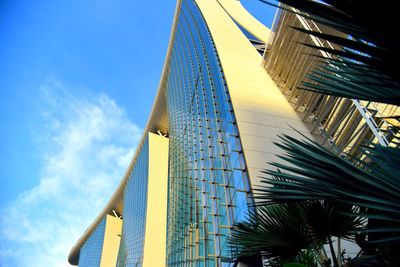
(166, 0), (252, 266)
(78, 217), (106, 267)
(116, 137), (149, 267)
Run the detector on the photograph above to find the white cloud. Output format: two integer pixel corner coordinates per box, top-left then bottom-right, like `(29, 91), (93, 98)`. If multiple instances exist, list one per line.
(0, 79), (142, 267)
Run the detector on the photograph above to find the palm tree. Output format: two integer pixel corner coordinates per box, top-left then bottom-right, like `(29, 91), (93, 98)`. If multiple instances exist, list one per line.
(231, 199), (364, 266)
(231, 204), (316, 266)
(260, 134), (400, 263)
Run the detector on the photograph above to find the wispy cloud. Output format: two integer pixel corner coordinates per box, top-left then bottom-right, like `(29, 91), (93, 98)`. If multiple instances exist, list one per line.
(0, 79), (142, 267)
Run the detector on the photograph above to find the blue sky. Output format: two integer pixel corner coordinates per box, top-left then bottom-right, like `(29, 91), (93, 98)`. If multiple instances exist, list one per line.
(0, 1), (276, 266)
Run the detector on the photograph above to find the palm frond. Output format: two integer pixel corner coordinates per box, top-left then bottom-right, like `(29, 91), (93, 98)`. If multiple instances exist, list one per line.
(230, 204), (317, 265)
(303, 200), (365, 242)
(256, 134), (400, 241)
(300, 58), (400, 105)
(230, 200), (363, 265)
(261, 0), (400, 104)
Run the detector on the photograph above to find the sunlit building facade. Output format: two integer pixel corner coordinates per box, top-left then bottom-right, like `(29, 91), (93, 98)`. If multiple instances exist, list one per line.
(68, 0), (311, 266)
(69, 0), (399, 266)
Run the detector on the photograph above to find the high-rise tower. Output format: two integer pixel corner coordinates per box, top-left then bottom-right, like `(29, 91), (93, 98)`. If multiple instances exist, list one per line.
(68, 0), (318, 266)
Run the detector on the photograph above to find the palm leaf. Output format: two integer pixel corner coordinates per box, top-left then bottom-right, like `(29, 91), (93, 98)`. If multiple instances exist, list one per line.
(256, 134), (400, 241)
(230, 200), (363, 265)
(230, 204), (315, 265)
(260, 0), (400, 105)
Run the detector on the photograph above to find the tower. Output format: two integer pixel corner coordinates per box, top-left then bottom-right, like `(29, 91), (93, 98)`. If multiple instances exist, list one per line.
(68, 0), (318, 266)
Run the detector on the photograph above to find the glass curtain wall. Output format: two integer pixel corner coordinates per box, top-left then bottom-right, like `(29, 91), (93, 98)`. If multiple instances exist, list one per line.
(78, 217), (106, 267)
(166, 0), (252, 266)
(116, 137), (149, 267)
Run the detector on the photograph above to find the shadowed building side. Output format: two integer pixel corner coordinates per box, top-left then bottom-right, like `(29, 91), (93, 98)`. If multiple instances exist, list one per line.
(77, 215), (122, 267)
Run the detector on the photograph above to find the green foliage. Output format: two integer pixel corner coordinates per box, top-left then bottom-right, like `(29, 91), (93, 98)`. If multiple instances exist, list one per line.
(231, 134), (400, 264)
(230, 199), (363, 265)
(297, 249), (318, 267)
(259, 134), (400, 241)
(231, 204), (315, 265)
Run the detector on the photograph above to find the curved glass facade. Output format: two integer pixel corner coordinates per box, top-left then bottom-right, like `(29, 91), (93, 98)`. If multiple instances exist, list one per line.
(68, 0), (313, 266)
(166, 0), (252, 266)
(78, 217), (106, 267)
(116, 137), (149, 267)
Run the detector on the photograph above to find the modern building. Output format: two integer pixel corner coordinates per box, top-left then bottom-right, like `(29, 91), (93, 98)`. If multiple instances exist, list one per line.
(68, 0), (400, 266)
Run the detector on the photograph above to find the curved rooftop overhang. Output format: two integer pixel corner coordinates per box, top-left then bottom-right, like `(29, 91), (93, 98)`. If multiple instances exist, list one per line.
(216, 0), (271, 43)
(68, 0), (271, 264)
